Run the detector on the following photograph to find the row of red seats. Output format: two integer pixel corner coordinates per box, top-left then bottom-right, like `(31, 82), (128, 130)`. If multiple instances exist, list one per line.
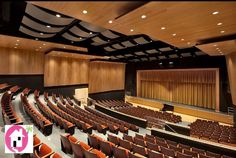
(85, 106), (139, 132)
(34, 90), (75, 135)
(190, 119), (236, 145)
(96, 99), (131, 108)
(20, 94), (53, 136)
(0, 83), (11, 91)
(1, 91), (23, 125)
(60, 133), (106, 158)
(34, 134), (61, 158)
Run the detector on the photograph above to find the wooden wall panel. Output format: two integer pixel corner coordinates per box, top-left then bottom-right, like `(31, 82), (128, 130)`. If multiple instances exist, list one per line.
(0, 47), (44, 74)
(44, 55), (89, 87)
(89, 61), (125, 93)
(226, 52), (236, 105)
(137, 69), (219, 110)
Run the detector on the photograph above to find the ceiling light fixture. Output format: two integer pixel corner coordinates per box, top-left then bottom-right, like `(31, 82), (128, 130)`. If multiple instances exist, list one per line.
(79, 37), (83, 40)
(43, 43), (46, 46)
(181, 38), (184, 41)
(71, 41), (74, 43)
(16, 39), (20, 42)
(217, 22), (222, 26)
(172, 33), (176, 36)
(213, 44), (217, 47)
(40, 33), (44, 35)
(220, 30), (225, 33)
(15, 43), (19, 45)
(212, 11), (219, 15)
(83, 10), (88, 14)
(187, 42), (191, 45)
(89, 32), (93, 34)
(35, 38), (38, 41)
(56, 14), (61, 18)
(169, 61), (173, 65)
(63, 46), (66, 48)
(161, 27), (166, 30)
(14, 47), (17, 49)
(130, 29), (134, 32)
(141, 15), (146, 19)
(159, 62), (163, 65)
(39, 47), (42, 49)
(46, 25), (51, 28)
(108, 20), (113, 24)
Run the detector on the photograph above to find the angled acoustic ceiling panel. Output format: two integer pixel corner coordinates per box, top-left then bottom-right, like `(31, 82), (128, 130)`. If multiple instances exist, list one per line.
(104, 46), (116, 52)
(134, 37), (150, 44)
(70, 26), (96, 38)
(101, 30), (120, 39)
(169, 54), (179, 58)
(91, 36), (108, 45)
(135, 51), (146, 56)
(80, 21), (106, 33)
(62, 33), (85, 42)
(112, 43), (125, 49)
(181, 53), (192, 57)
(159, 47), (173, 52)
(146, 49), (159, 54)
(25, 3), (74, 26)
(121, 41), (135, 47)
(19, 26), (55, 38)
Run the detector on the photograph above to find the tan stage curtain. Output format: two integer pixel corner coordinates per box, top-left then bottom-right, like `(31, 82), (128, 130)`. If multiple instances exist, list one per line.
(137, 69), (218, 109)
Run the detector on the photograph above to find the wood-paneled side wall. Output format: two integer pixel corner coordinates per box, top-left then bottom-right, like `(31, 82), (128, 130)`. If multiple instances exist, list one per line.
(226, 52), (236, 106)
(0, 47), (44, 74)
(137, 69), (219, 110)
(44, 55), (89, 87)
(89, 61), (125, 93)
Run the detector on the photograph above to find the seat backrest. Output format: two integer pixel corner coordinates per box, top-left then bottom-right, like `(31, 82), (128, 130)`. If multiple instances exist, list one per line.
(135, 133), (144, 140)
(192, 147), (205, 155)
(148, 150), (164, 158)
(134, 137), (146, 147)
(39, 143), (53, 157)
(88, 134), (99, 149)
(123, 134), (133, 142)
(68, 135), (78, 144)
(206, 151), (221, 158)
(199, 154), (214, 158)
(70, 142), (84, 158)
(176, 152), (192, 158)
(84, 149), (98, 158)
(108, 134), (120, 145)
(132, 144), (147, 156)
(183, 149), (198, 157)
(113, 146), (129, 158)
(34, 135), (41, 146)
(160, 146), (175, 157)
(146, 141), (159, 152)
(100, 140), (112, 156)
(128, 152), (145, 158)
(51, 153), (62, 158)
(119, 139), (132, 151)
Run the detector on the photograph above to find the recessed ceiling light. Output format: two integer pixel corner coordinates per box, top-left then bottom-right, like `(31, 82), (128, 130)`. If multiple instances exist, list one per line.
(187, 42), (191, 45)
(63, 46), (66, 48)
(15, 43), (19, 45)
(181, 38), (185, 41)
(220, 30), (225, 33)
(40, 33), (44, 35)
(71, 41), (74, 43)
(56, 14), (61, 18)
(141, 15), (146, 19)
(217, 22), (222, 26)
(212, 11), (219, 15)
(169, 61), (174, 64)
(172, 33), (176, 36)
(108, 20), (113, 24)
(161, 27), (166, 30)
(213, 44), (217, 47)
(89, 32), (93, 34)
(159, 62), (163, 65)
(107, 39), (110, 42)
(82, 10), (88, 14)
(216, 48), (220, 50)
(79, 37), (83, 40)
(43, 43), (46, 46)
(35, 38), (38, 41)
(39, 47), (42, 49)
(14, 47), (17, 49)
(150, 40), (153, 42)
(46, 25), (51, 28)
(130, 29), (134, 32)
(16, 39), (20, 42)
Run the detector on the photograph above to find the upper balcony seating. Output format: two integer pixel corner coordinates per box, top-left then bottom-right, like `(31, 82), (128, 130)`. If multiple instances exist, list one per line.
(21, 94), (53, 136)
(0, 83), (11, 92)
(190, 119), (236, 146)
(1, 91), (23, 125)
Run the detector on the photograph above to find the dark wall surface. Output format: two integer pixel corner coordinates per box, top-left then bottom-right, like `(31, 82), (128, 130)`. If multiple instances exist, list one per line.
(125, 56), (233, 112)
(89, 90), (125, 100)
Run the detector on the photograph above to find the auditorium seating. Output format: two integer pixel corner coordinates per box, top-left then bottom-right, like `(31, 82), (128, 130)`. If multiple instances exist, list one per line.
(61, 133), (106, 158)
(34, 90), (75, 135)
(190, 119), (236, 146)
(97, 99), (182, 126)
(1, 91), (23, 125)
(34, 134), (62, 158)
(21, 94), (53, 136)
(0, 83), (11, 92)
(9, 85), (21, 93)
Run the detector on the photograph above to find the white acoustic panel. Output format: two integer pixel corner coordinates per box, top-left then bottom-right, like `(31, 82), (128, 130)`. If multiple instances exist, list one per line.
(159, 56), (167, 59)
(101, 30), (119, 39)
(22, 16), (64, 33)
(110, 56), (118, 59)
(169, 54), (179, 58)
(182, 53), (192, 57)
(116, 55), (124, 58)
(159, 47), (173, 52)
(112, 44), (125, 49)
(19, 26), (55, 38)
(80, 21), (106, 32)
(134, 51), (146, 56)
(25, 3), (74, 26)
(104, 46), (116, 52)
(121, 41), (135, 47)
(146, 49), (158, 54)
(62, 33), (85, 42)
(70, 26), (96, 38)
(134, 37), (150, 44)
(141, 58), (148, 61)
(91, 37), (108, 45)
(149, 57), (157, 61)
(130, 59), (140, 62)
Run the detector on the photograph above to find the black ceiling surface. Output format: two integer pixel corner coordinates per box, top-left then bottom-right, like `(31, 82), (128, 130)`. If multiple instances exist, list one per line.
(0, 1), (208, 63)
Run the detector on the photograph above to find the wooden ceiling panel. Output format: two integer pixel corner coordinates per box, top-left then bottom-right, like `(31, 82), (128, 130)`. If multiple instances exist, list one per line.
(196, 40), (236, 56)
(0, 35), (87, 53)
(28, 1), (144, 29)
